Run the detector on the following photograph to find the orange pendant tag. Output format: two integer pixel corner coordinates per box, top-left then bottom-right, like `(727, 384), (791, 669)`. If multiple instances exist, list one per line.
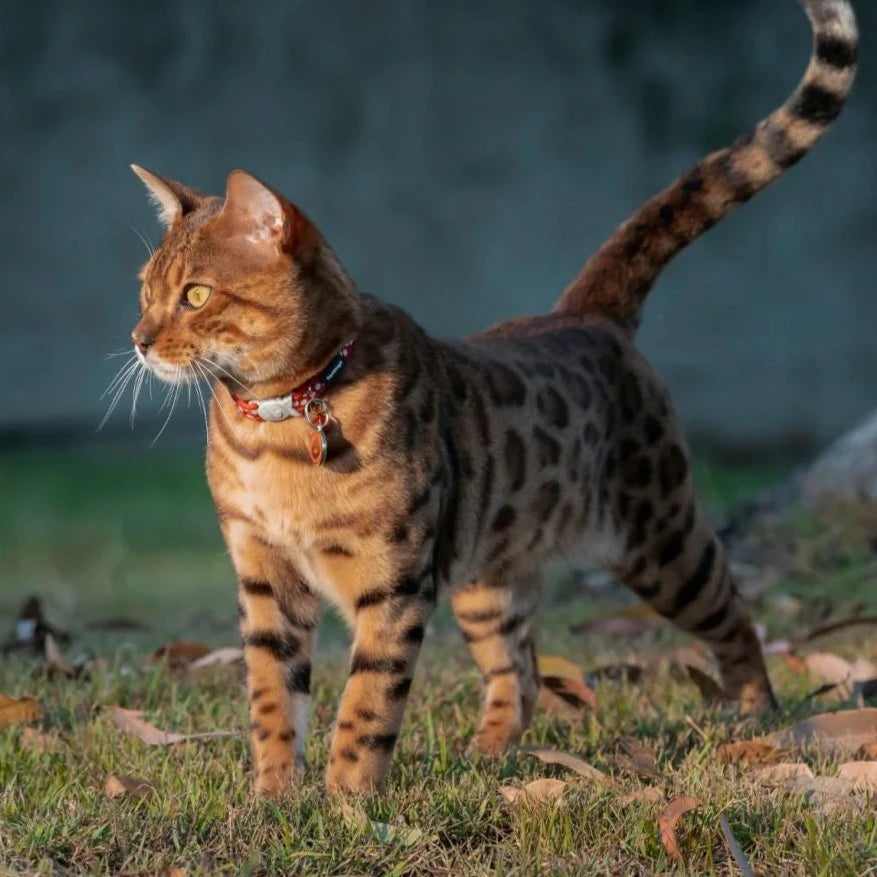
(308, 429), (328, 466)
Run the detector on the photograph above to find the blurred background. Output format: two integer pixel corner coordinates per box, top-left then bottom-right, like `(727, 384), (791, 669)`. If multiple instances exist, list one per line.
(1, 0), (874, 632)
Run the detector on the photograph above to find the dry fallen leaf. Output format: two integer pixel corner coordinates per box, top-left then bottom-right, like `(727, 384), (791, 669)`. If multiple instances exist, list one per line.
(104, 773), (155, 800)
(658, 796), (700, 862)
(718, 739), (782, 764)
(0, 693), (42, 727)
(617, 786), (665, 806)
(520, 746), (614, 787)
(767, 707), (877, 756)
(616, 735), (662, 781)
(804, 653), (877, 702)
(151, 641), (213, 669)
(18, 726), (59, 752)
(837, 761), (877, 790)
(188, 647), (244, 671)
(749, 762), (814, 785)
(858, 741), (877, 759)
(500, 778), (567, 805)
(108, 706), (238, 746)
(780, 652), (808, 674)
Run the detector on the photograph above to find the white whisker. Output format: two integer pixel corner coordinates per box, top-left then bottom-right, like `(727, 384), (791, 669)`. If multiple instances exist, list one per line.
(98, 362), (141, 430)
(130, 367), (148, 428)
(201, 359), (250, 394)
(198, 359), (236, 433)
(151, 368), (183, 446)
(192, 362), (210, 441)
(101, 355), (138, 399)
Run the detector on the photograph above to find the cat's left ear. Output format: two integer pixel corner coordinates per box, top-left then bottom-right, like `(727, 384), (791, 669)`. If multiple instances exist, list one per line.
(219, 170), (316, 259)
(131, 165), (204, 228)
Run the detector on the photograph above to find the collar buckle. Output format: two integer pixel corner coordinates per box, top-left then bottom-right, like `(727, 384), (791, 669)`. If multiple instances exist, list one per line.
(253, 396), (297, 422)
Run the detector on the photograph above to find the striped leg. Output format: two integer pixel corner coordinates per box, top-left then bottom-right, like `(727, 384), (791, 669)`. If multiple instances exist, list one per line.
(230, 532), (321, 796)
(325, 576), (435, 794)
(451, 575), (541, 756)
(615, 503), (777, 713)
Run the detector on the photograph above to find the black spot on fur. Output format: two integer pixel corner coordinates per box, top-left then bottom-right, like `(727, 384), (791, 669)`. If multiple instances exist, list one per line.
(791, 83), (845, 126)
(658, 444), (688, 495)
(504, 430), (526, 491)
(487, 363), (526, 406)
(537, 387), (570, 428)
(533, 481), (560, 521)
(492, 504), (517, 531)
(815, 34), (857, 69)
(286, 662), (311, 694)
(533, 426), (561, 467)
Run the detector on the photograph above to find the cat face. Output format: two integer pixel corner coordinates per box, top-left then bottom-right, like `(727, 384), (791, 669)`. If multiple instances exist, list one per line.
(130, 167), (328, 388)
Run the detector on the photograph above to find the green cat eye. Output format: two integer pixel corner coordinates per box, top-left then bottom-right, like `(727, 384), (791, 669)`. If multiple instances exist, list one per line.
(183, 284), (212, 308)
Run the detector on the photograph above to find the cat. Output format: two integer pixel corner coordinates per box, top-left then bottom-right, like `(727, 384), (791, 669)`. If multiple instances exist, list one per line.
(127, 0), (857, 795)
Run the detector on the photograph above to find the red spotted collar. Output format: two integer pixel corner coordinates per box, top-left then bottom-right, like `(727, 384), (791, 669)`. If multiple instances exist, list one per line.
(231, 338), (355, 423)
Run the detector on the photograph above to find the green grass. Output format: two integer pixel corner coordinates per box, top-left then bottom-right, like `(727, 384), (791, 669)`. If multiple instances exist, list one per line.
(1, 444), (876, 875)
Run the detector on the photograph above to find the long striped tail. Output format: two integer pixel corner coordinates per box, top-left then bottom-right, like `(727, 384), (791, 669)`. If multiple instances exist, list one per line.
(553, 0), (858, 329)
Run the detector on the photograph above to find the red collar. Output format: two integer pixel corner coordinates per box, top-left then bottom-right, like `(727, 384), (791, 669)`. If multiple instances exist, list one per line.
(231, 338), (355, 423)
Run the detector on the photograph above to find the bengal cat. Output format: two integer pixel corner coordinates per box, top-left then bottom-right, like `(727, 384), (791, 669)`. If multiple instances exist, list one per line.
(126, 0), (857, 795)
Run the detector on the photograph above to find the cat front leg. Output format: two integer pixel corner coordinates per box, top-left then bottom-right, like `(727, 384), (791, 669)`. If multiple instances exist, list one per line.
(227, 526), (321, 796)
(325, 570), (436, 794)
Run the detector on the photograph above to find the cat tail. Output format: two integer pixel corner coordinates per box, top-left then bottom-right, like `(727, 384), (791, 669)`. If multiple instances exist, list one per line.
(552, 0), (858, 331)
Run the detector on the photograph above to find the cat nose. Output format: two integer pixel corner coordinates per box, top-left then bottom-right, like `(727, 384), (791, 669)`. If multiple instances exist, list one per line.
(132, 325), (155, 353)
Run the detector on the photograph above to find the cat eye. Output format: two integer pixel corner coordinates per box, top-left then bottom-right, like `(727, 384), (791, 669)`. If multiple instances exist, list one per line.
(183, 284), (212, 309)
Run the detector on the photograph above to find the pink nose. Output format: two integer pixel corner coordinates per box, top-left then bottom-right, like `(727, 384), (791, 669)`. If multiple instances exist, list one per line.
(132, 326), (155, 353)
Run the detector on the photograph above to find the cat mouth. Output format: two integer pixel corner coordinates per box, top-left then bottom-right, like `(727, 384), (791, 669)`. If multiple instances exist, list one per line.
(135, 347), (193, 384)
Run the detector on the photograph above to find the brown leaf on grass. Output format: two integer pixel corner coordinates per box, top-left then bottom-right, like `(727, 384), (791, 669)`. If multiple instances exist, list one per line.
(836, 761), (877, 790)
(803, 653), (877, 703)
(44, 633), (76, 678)
(858, 741), (877, 758)
(107, 706), (238, 746)
(0, 693), (41, 727)
(104, 773), (155, 800)
(616, 736), (662, 781)
(188, 647), (244, 671)
(18, 726), (60, 752)
(150, 641), (213, 669)
(749, 763), (814, 785)
(684, 665), (726, 704)
(520, 746), (614, 787)
(768, 707), (877, 756)
(536, 655), (599, 717)
(500, 778), (566, 805)
(658, 796), (700, 862)
(617, 786), (665, 806)
(717, 739), (783, 764)
(780, 652), (808, 674)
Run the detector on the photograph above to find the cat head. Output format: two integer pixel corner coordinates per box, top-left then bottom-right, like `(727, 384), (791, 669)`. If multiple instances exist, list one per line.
(129, 166), (361, 392)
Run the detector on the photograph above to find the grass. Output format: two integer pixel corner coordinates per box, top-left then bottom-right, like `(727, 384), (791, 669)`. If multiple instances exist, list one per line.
(1, 443), (877, 875)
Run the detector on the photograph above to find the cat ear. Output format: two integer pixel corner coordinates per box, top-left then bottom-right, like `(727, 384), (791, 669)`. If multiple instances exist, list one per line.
(220, 170), (315, 258)
(130, 164), (204, 228)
